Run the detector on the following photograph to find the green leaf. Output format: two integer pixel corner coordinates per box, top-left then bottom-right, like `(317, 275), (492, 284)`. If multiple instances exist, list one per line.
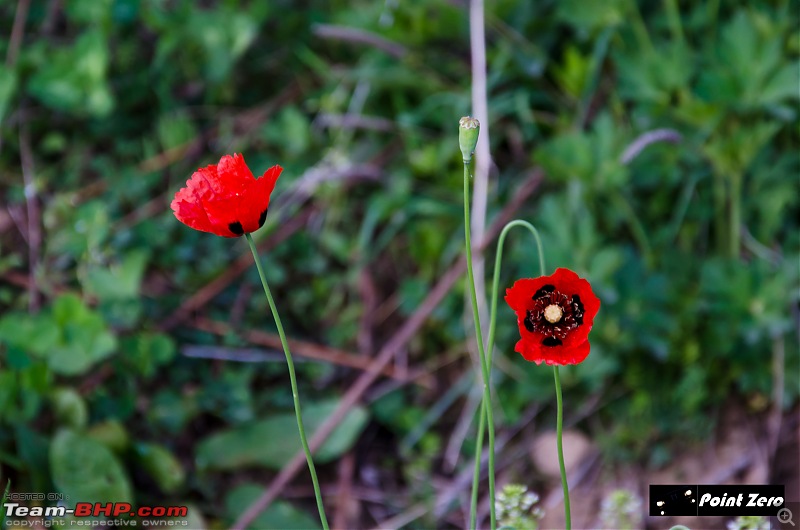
(27, 30), (113, 117)
(51, 387), (89, 429)
(65, 0), (113, 26)
(182, 9), (259, 83)
(85, 251), (149, 301)
(50, 430), (132, 508)
(47, 294), (118, 375)
(45, 200), (111, 259)
(86, 420), (130, 453)
(225, 484), (321, 530)
(555, 0), (625, 33)
(0, 295), (118, 376)
(134, 443), (185, 494)
(196, 400), (369, 471)
(616, 42), (693, 105)
(0, 313), (60, 356)
(120, 332), (176, 378)
(759, 63), (800, 105)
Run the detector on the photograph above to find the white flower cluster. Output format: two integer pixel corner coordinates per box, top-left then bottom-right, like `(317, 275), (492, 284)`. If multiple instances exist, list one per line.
(726, 515), (769, 530)
(599, 488), (643, 530)
(495, 484), (544, 530)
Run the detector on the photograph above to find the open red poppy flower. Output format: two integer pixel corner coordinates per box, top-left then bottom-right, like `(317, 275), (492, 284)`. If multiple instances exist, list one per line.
(504, 268), (600, 366)
(171, 153), (282, 238)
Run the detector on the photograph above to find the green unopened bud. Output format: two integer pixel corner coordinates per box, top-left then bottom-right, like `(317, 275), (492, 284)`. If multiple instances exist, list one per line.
(459, 116), (480, 163)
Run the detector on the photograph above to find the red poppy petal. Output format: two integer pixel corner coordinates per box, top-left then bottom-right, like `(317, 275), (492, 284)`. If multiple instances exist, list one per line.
(238, 165), (282, 233)
(204, 195), (249, 237)
(505, 277), (550, 311)
(171, 170), (218, 234)
(171, 186), (213, 233)
(544, 339), (591, 366)
(515, 337), (591, 366)
(173, 154), (281, 238)
(505, 267), (600, 366)
(216, 153), (255, 189)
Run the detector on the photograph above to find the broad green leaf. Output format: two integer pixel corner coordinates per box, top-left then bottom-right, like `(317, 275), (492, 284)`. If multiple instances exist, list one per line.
(759, 63), (800, 105)
(85, 251), (149, 301)
(0, 295), (117, 376)
(196, 400), (369, 471)
(47, 294), (118, 375)
(225, 484), (320, 530)
(0, 313), (60, 356)
(50, 430), (132, 508)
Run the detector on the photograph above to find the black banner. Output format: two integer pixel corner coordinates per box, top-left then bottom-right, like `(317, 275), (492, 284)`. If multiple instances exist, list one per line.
(650, 484), (786, 517)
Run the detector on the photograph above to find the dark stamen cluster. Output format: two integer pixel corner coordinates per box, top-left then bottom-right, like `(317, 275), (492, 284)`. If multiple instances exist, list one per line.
(523, 284), (585, 347)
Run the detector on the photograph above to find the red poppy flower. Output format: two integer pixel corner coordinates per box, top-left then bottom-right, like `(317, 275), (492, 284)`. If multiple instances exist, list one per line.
(504, 268), (600, 366)
(171, 153), (282, 238)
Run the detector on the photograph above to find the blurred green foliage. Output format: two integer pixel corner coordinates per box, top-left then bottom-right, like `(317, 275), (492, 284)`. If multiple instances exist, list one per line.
(0, 0), (797, 527)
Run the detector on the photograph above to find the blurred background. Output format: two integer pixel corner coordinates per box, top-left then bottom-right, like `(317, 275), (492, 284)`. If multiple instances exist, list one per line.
(0, 0), (798, 528)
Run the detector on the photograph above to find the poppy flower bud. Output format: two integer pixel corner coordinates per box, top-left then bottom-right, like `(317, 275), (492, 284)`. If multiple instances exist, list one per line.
(459, 116), (480, 163)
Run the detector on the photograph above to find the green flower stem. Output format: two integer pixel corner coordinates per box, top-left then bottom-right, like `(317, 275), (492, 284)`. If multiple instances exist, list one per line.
(470, 219), (544, 528)
(553, 366), (571, 530)
(469, 398), (486, 530)
(486, 220), (545, 368)
(245, 233), (330, 530)
(463, 161), (496, 530)
(470, 219), (574, 529)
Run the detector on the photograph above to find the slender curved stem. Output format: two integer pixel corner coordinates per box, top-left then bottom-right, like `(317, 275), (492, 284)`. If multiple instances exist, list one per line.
(486, 220), (545, 368)
(463, 161), (496, 530)
(245, 234), (330, 530)
(554, 366), (571, 529)
(469, 219), (545, 528)
(474, 219), (576, 529)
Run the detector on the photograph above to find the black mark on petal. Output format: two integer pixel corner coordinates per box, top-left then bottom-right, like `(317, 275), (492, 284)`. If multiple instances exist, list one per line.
(571, 295), (585, 325)
(258, 208), (269, 228)
(542, 336), (563, 347)
(533, 284), (555, 301)
(524, 311), (536, 332)
(228, 221), (244, 236)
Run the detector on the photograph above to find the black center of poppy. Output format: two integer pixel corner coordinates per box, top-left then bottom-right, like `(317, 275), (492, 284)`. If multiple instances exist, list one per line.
(523, 284), (585, 347)
(258, 208), (268, 228)
(228, 221), (244, 236)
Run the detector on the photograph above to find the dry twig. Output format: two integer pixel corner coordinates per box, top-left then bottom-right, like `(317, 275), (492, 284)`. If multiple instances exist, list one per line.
(192, 318), (433, 387)
(312, 24), (408, 59)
